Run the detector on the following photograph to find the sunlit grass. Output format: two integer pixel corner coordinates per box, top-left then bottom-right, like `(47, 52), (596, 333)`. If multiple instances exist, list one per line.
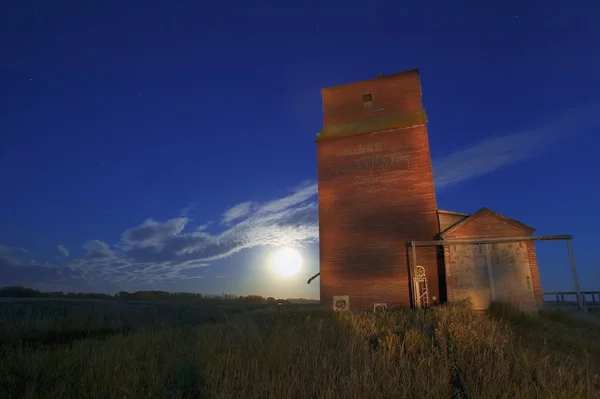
(1, 298), (599, 398)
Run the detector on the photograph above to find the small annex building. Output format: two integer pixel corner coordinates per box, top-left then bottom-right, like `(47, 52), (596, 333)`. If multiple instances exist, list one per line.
(434, 208), (542, 310)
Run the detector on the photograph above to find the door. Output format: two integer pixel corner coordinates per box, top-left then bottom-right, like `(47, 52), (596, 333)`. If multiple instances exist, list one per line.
(449, 244), (492, 310)
(489, 242), (537, 310)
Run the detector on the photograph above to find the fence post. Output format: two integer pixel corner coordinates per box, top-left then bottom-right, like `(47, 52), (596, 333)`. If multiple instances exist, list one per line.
(566, 240), (586, 313)
(412, 241), (419, 308)
(484, 244), (496, 302)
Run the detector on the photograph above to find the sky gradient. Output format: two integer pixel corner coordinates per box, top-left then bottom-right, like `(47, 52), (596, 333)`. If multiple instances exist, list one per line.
(1, 0), (599, 299)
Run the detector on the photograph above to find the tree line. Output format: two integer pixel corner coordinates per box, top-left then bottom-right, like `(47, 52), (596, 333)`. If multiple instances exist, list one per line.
(0, 285), (316, 304)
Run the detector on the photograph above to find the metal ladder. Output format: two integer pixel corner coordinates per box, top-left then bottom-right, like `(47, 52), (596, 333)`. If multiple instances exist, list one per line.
(414, 265), (429, 308)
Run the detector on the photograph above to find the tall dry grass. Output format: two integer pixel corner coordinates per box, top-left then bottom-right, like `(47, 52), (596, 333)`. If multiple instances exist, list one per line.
(1, 299), (599, 398)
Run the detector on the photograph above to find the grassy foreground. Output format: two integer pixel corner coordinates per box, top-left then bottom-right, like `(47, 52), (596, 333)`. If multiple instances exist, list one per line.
(1, 299), (600, 399)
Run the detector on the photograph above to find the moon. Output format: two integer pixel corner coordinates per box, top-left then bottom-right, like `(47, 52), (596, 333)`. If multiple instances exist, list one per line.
(272, 247), (303, 277)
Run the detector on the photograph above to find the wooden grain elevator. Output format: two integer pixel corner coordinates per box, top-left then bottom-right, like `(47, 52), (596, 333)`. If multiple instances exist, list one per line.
(310, 69), (563, 312)
(315, 69), (442, 311)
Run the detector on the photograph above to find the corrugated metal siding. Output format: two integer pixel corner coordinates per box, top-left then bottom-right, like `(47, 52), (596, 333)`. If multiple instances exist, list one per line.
(317, 71), (439, 311)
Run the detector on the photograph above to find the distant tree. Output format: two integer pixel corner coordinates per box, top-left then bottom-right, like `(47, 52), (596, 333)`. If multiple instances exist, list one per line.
(116, 291), (131, 299)
(285, 298), (319, 304)
(0, 285), (268, 304)
(0, 286), (41, 297)
(62, 291), (112, 299)
(238, 295), (266, 304)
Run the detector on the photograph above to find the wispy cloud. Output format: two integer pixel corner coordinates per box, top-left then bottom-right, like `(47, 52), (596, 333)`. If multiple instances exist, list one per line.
(57, 245), (70, 257)
(2, 102), (597, 291)
(433, 102), (600, 189)
(121, 182), (319, 267)
(180, 203), (196, 217)
(0, 245), (31, 257)
(122, 219), (188, 251)
(84, 240), (115, 260)
(196, 222), (212, 231)
(221, 202), (253, 224)
(0, 250), (89, 292)
(0, 245), (36, 275)
(0, 182), (319, 290)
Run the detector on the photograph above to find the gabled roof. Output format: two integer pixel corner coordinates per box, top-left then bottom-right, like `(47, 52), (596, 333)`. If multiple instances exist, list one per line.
(437, 209), (470, 217)
(436, 209), (471, 236)
(439, 207), (535, 238)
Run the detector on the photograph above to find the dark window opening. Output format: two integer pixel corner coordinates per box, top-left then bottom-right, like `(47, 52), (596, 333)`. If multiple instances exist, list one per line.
(362, 93), (373, 108)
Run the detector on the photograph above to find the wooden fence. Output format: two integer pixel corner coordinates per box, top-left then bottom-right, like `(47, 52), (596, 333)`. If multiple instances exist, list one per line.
(543, 291), (600, 312)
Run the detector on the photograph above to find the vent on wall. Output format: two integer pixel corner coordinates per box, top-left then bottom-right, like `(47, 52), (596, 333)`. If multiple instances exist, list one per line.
(373, 303), (387, 314)
(362, 93), (373, 108)
(333, 295), (350, 311)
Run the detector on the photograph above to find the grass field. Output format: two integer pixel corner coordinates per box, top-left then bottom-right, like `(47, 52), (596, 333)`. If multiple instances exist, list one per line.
(1, 298), (600, 399)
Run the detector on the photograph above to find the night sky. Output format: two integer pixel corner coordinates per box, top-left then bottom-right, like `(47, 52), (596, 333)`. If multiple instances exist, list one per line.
(1, 1), (599, 299)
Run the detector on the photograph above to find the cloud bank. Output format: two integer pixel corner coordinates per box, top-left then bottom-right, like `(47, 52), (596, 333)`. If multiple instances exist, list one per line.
(1, 181), (320, 291)
(0, 244), (87, 292)
(2, 102), (597, 291)
(432, 102), (600, 188)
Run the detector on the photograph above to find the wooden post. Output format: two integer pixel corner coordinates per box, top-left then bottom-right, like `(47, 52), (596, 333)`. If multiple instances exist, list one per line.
(484, 244), (496, 302)
(412, 241), (419, 308)
(566, 240), (586, 313)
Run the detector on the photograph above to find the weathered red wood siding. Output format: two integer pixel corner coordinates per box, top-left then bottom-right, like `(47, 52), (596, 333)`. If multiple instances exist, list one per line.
(316, 70), (440, 311)
(441, 209), (542, 309)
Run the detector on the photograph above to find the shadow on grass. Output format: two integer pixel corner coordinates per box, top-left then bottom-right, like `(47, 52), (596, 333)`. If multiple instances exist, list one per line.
(164, 360), (207, 399)
(246, 305), (475, 398)
(4, 305), (316, 351)
(3, 327), (138, 349)
(0, 314), (232, 351)
(2, 301), (599, 398)
(486, 301), (600, 379)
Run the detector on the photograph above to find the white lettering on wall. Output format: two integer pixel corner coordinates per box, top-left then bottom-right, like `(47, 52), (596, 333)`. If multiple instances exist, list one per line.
(336, 143), (383, 157)
(331, 152), (411, 178)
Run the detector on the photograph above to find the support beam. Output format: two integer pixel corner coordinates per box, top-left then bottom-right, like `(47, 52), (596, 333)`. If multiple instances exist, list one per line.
(411, 241), (418, 308)
(566, 240), (586, 313)
(408, 233), (584, 313)
(410, 234), (572, 247)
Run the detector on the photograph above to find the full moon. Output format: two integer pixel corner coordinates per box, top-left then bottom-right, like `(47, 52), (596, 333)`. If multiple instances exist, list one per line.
(272, 247), (303, 277)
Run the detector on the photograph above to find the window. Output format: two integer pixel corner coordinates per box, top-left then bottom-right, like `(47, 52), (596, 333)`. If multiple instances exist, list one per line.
(362, 93), (373, 108)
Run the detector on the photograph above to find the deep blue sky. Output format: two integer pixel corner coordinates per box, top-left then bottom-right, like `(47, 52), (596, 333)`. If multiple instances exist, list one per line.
(1, 0), (599, 299)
